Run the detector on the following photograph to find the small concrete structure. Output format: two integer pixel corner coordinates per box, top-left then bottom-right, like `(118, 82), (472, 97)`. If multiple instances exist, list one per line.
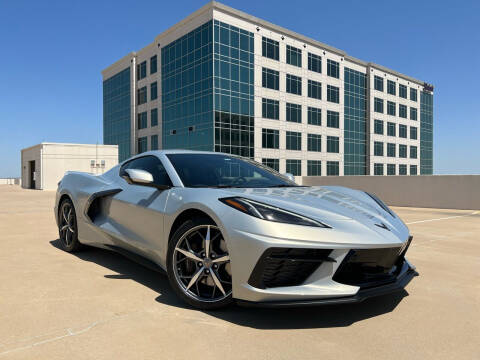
(21, 143), (118, 190)
(301, 175), (480, 210)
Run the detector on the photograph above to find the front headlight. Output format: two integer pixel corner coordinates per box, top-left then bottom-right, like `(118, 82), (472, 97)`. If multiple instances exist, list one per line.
(219, 197), (330, 228)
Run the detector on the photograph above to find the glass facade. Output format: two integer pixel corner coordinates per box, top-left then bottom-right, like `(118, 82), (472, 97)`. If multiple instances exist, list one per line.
(161, 21), (214, 151)
(213, 20), (255, 157)
(420, 91), (433, 174)
(103, 67), (131, 162)
(344, 67), (367, 175)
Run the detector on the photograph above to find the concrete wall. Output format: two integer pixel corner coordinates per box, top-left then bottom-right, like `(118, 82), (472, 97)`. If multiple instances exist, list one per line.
(21, 143), (118, 190)
(300, 175), (480, 210)
(0, 178), (21, 185)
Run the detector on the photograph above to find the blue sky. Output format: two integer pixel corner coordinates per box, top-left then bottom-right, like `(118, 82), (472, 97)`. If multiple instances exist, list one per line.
(1, 0), (479, 177)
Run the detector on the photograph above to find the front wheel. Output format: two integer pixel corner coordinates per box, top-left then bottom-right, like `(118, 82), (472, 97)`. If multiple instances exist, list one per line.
(167, 217), (233, 310)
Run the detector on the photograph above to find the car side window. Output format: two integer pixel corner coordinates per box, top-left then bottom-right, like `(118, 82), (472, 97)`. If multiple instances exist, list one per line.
(120, 156), (172, 187)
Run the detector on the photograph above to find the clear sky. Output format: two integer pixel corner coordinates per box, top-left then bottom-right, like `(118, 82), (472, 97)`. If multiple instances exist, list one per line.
(1, 0), (479, 177)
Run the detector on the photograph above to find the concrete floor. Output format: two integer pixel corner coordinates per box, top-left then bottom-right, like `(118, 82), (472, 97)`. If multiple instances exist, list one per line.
(0, 185), (479, 359)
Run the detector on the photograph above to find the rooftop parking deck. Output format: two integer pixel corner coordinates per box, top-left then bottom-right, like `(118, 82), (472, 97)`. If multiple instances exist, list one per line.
(0, 185), (478, 359)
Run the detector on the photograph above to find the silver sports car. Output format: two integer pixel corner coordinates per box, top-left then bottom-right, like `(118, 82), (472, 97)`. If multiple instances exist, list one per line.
(55, 150), (417, 309)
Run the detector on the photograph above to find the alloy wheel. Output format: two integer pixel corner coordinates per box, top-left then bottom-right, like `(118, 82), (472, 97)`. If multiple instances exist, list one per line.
(173, 225), (232, 302)
(59, 202), (76, 247)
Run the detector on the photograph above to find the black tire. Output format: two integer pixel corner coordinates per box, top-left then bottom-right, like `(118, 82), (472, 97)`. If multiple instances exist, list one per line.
(58, 198), (83, 253)
(166, 216), (233, 310)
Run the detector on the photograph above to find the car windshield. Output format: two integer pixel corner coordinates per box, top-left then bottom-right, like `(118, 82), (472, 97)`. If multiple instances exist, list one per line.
(166, 153), (299, 188)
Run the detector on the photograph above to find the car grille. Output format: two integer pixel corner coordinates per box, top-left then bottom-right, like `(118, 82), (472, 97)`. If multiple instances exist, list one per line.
(248, 248), (334, 289)
(333, 237), (412, 289)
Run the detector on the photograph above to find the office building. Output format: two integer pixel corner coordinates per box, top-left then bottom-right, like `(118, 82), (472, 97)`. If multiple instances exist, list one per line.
(102, 1), (433, 175)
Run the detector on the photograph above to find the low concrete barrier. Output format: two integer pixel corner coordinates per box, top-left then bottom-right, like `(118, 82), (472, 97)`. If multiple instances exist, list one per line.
(0, 178), (21, 186)
(301, 175), (480, 210)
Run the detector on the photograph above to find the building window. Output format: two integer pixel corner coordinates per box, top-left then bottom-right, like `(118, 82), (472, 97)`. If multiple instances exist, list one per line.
(286, 102), (302, 123)
(137, 86), (147, 105)
(327, 85), (339, 103)
(327, 110), (339, 128)
(262, 158), (279, 171)
(399, 104), (407, 118)
(286, 159), (301, 176)
(286, 45), (302, 67)
(410, 165), (418, 175)
(387, 164), (396, 175)
(150, 55), (157, 74)
(307, 134), (321, 152)
(410, 107), (418, 120)
(399, 84), (407, 99)
(138, 111), (147, 129)
(327, 161), (339, 176)
(151, 135), (158, 150)
(410, 88), (418, 102)
(387, 101), (396, 116)
(399, 144), (407, 158)
(262, 37), (279, 60)
(307, 160), (321, 176)
(262, 128), (279, 149)
(150, 82), (158, 100)
(410, 126), (418, 140)
(286, 131), (302, 150)
(327, 59), (339, 78)
(374, 119), (384, 134)
(307, 107), (321, 126)
(138, 136), (147, 153)
(410, 145), (418, 159)
(374, 141), (384, 156)
(308, 52), (322, 73)
(387, 143), (396, 157)
(308, 79), (321, 99)
(151, 108), (158, 127)
(137, 61), (147, 80)
(387, 122), (396, 136)
(374, 76), (384, 92)
(374, 163), (384, 175)
(399, 124), (407, 138)
(262, 98), (279, 120)
(262, 67), (279, 90)
(374, 97), (384, 113)
(387, 80), (396, 95)
(327, 136), (339, 153)
(286, 74), (302, 95)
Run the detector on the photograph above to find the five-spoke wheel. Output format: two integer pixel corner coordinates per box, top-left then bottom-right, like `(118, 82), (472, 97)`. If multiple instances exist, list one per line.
(167, 218), (233, 309)
(58, 198), (81, 252)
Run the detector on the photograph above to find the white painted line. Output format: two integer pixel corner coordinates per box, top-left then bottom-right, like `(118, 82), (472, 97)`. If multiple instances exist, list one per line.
(406, 211), (478, 225)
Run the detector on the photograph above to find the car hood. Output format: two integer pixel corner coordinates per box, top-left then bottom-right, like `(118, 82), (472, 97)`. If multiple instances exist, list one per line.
(217, 186), (408, 238)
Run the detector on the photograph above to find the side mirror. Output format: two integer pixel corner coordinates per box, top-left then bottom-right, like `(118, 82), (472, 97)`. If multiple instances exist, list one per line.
(283, 173), (295, 182)
(123, 168), (154, 185)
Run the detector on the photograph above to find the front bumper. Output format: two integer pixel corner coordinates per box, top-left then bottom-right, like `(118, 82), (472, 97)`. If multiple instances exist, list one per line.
(237, 262), (417, 308)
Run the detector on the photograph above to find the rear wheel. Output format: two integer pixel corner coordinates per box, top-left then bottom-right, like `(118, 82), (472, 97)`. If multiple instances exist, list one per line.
(58, 198), (82, 252)
(167, 217), (233, 310)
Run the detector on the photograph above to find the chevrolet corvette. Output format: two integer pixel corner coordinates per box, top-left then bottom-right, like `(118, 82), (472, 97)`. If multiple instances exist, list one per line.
(55, 150), (416, 309)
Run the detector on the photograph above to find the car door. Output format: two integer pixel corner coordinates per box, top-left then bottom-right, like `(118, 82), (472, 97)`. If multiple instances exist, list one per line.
(107, 155), (173, 263)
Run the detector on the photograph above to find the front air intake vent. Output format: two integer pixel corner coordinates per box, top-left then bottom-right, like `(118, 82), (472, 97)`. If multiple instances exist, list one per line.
(248, 248), (334, 289)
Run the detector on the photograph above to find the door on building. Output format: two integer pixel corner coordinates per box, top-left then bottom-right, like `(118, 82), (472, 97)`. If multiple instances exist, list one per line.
(29, 160), (35, 189)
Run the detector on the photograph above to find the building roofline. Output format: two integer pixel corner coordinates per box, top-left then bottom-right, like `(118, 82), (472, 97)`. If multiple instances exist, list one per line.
(21, 143), (119, 152)
(101, 1), (431, 87)
(101, 52), (136, 78)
